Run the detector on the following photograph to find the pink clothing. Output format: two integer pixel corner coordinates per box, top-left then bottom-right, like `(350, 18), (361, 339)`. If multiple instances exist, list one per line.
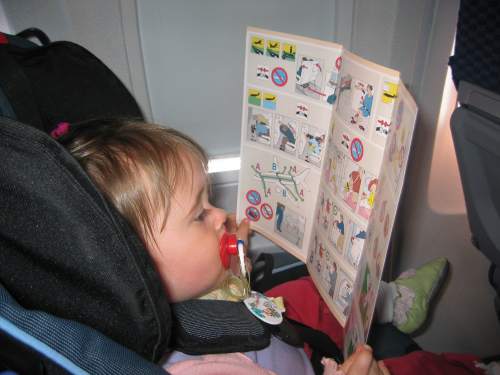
(167, 353), (277, 375)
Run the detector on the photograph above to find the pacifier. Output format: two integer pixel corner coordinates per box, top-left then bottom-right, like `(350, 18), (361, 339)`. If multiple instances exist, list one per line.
(219, 232), (238, 269)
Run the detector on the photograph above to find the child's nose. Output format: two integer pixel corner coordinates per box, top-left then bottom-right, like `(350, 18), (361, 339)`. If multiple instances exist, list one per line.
(212, 206), (227, 231)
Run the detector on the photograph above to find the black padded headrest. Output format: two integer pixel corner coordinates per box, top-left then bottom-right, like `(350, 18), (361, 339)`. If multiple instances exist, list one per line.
(0, 117), (171, 361)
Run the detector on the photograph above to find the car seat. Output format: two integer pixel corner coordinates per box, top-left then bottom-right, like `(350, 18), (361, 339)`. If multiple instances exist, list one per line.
(0, 115), (174, 374)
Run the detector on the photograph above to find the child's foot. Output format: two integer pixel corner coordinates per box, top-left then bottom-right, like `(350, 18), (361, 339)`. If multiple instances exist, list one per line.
(392, 257), (449, 334)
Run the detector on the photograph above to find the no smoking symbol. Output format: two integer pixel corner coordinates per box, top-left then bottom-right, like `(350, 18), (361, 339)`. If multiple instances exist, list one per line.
(271, 67), (288, 87)
(260, 203), (273, 220)
(246, 190), (261, 205)
(351, 138), (364, 162)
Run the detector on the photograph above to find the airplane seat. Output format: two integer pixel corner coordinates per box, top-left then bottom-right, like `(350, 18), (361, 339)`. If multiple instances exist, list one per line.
(450, 81), (500, 321)
(449, 0), (500, 322)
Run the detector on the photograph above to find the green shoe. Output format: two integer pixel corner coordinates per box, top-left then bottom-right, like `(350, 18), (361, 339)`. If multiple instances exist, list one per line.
(393, 257), (449, 334)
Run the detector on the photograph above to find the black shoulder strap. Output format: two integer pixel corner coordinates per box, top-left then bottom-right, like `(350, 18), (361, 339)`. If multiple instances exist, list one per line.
(171, 297), (344, 375)
(172, 299), (271, 355)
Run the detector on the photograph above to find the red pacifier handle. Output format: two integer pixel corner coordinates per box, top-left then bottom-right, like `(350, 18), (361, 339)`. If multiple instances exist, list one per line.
(220, 232), (238, 269)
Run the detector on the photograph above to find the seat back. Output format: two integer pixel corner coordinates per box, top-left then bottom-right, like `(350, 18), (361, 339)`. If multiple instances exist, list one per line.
(0, 28), (143, 134)
(451, 81), (500, 320)
(451, 81), (500, 267)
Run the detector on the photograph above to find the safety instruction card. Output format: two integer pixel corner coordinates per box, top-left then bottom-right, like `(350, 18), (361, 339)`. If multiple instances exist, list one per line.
(236, 27), (417, 357)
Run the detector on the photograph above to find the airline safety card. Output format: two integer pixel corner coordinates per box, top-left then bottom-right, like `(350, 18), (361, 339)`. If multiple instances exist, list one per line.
(236, 27), (417, 357)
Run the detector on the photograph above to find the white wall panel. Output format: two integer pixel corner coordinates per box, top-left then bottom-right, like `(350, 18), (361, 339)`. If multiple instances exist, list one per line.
(137, 0), (336, 156)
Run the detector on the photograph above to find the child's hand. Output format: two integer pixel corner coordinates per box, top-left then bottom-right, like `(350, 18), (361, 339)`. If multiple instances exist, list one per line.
(322, 345), (389, 375)
(335, 345), (390, 375)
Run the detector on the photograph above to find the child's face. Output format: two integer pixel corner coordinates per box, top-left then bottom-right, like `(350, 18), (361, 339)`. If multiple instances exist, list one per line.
(149, 158), (228, 302)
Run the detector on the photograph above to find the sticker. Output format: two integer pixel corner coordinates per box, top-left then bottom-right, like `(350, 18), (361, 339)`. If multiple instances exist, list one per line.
(350, 138), (364, 162)
(248, 89), (262, 106)
(266, 39), (280, 58)
(246, 206), (261, 222)
(260, 203), (273, 220)
(271, 67), (288, 87)
(244, 291), (283, 325)
(296, 103), (309, 119)
(281, 42), (296, 61)
(256, 65), (270, 80)
(263, 92), (277, 110)
(251, 36), (265, 55)
(246, 190), (261, 205)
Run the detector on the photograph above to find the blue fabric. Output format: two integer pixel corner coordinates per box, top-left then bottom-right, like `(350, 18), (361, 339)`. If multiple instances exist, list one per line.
(0, 284), (167, 375)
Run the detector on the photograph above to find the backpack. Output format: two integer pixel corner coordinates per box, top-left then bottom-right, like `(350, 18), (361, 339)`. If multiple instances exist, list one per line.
(0, 28), (143, 134)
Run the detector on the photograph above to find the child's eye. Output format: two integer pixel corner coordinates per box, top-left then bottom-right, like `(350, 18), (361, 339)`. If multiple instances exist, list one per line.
(195, 209), (208, 222)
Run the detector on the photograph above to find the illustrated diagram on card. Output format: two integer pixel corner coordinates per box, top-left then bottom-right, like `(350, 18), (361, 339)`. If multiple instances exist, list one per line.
(334, 272), (354, 319)
(340, 160), (363, 212)
(308, 235), (339, 300)
(251, 157), (309, 203)
(274, 115), (298, 156)
(248, 107), (272, 145)
(295, 55), (325, 99)
(357, 173), (378, 220)
(346, 222), (367, 269)
(328, 203), (348, 255)
(238, 28), (417, 355)
(274, 201), (306, 247)
(337, 77), (375, 134)
(298, 125), (326, 167)
(316, 190), (333, 232)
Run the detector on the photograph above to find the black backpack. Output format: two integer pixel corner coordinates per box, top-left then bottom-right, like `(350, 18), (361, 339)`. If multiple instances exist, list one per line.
(0, 28), (143, 134)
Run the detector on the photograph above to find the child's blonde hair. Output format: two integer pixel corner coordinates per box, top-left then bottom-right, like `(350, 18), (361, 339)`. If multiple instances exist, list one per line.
(64, 118), (207, 246)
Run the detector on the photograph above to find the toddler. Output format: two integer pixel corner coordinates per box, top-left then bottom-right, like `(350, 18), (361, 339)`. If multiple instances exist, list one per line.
(62, 119), (483, 375)
(62, 119), (318, 374)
